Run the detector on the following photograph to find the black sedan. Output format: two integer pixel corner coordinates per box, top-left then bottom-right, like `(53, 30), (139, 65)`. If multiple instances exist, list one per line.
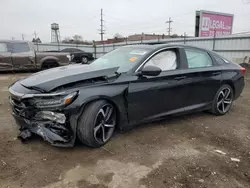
(61, 48), (94, 63)
(8, 44), (245, 148)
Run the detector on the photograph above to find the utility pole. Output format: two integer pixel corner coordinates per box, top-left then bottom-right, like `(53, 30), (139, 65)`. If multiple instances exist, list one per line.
(21, 34), (25, 40)
(166, 17), (173, 36)
(33, 31), (39, 51)
(100, 9), (105, 42)
(213, 29), (217, 51)
(184, 32), (187, 44)
(34, 31), (37, 39)
(98, 9), (105, 53)
(11, 37), (15, 40)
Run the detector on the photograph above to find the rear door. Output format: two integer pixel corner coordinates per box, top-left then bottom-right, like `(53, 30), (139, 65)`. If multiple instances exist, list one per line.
(7, 42), (36, 70)
(0, 42), (12, 70)
(181, 48), (222, 109)
(127, 48), (190, 124)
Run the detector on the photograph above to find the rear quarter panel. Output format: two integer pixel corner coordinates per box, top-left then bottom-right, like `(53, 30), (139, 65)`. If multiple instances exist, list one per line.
(36, 52), (70, 67)
(221, 63), (245, 100)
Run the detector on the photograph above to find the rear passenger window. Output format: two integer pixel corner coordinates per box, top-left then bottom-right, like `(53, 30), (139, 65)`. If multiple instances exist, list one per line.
(185, 49), (212, 68)
(7, 43), (30, 53)
(214, 55), (226, 65)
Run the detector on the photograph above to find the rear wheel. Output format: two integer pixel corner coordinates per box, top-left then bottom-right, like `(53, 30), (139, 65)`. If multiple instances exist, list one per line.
(81, 56), (88, 64)
(41, 61), (58, 69)
(77, 100), (116, 147)
(211, 84), (234, 115)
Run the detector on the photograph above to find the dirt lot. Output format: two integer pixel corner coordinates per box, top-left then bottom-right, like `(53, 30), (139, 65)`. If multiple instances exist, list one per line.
(0, 73), (250, 188)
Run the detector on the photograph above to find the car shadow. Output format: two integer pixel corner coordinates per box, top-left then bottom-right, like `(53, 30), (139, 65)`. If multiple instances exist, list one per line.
(119, 111), (212, 134)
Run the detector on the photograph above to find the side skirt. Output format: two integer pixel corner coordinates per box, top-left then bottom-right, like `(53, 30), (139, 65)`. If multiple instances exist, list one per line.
(120, 102), (212, 132)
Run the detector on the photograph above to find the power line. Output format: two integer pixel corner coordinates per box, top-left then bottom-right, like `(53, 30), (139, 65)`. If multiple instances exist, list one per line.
(166, 17), (173, 36)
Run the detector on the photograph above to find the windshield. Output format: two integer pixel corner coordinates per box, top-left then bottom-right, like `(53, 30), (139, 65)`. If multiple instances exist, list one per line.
(90, 47), (150, 73)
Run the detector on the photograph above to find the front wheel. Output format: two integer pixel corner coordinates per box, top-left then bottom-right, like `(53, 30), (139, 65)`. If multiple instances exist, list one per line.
(211, 84), (234, 115)
(77, 100), (116, 147)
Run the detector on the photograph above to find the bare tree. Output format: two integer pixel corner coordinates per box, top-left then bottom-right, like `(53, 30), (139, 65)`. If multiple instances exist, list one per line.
(114, 33), (123, 39)
(62, 37), (71, 42)
(72, 35), (83, 43)
(62, 36), (92, 44)
(32, 37), (42, 43)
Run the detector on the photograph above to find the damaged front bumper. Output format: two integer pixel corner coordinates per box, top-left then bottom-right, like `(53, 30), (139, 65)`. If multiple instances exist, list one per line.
(9, 95), (78, 147)
(12, 111), (76, 147)
(13, 113), (72, 145)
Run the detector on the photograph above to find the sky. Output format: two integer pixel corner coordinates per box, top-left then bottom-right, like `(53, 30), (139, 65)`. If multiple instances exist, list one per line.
(0, 0), (250, 42)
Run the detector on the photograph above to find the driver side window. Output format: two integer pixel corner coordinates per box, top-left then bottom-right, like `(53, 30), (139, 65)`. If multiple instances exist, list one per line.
(144, 50), (177, 71)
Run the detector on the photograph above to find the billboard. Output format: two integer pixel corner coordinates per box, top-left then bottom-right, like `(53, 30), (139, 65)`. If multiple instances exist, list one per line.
(195, 10), (234, 37)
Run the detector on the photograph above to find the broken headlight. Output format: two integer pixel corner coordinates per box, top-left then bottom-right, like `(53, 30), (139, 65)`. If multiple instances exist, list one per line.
(66, 54), (72, 61)
(35, 111), (66, 124)
(33, 91), (78, 108)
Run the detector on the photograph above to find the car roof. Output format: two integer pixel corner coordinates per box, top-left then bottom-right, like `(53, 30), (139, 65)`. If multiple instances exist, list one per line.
(122, 43), (210, 52)
(63, 48), (79, 50)
(0, 40), (29, 43)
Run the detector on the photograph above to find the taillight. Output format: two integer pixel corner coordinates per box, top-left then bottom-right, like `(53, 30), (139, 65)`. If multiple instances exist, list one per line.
(240, 67), (246, 75)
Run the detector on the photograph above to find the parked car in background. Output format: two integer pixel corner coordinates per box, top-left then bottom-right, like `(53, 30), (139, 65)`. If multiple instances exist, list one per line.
(0, 40), (71, 71)
(9, 44), (245, 148)
(61, 48), (94, 64)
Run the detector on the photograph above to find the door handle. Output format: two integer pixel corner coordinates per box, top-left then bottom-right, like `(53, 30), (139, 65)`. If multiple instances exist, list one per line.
(174, 76), (186, 80)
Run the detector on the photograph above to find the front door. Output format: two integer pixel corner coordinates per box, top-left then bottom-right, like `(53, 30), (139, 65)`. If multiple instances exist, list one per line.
(127, 48), (189, 124)
(7, 42), (36, 70)
(0, 42), (12, 70)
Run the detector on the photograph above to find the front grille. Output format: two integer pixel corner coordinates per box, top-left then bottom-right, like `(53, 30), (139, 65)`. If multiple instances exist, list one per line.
(9, 98), (36, 118)
(10, 98), (25, 113)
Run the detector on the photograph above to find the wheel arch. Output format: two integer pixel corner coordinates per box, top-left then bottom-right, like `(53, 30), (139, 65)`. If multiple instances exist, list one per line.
(40, 56), (59, 65)
(221, 80), (235, 97)
(75, 95), (128, 131)
(81, 55), (88, 59)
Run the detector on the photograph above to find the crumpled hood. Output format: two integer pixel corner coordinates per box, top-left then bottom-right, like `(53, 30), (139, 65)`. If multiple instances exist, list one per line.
(19, 64), (119, 92)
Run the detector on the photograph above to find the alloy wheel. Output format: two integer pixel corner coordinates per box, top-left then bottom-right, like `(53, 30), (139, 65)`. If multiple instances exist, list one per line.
(82, 57), (88, 63)
(93, 104), (116, 143)
(216, 87), (233, 114)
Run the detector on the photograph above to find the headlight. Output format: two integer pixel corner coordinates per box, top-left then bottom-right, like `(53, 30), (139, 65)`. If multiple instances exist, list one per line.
(35, 111), (66, 124)
(34, 91), (78, 108)
(66, 54), (71, 61)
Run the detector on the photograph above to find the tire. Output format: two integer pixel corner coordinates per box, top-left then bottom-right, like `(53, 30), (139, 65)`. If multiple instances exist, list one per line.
(77, 100), (117, 148)
(81, 56), (88, 64)
(41, 61), (58, 69)
(211, 84), (234, 115)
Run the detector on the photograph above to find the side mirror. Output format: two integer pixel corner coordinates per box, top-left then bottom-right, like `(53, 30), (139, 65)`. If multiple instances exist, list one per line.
(140, 65), (162, 76)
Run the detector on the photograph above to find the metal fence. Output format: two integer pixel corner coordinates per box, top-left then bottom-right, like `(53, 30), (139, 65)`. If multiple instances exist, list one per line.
(36, 34), (250, 64)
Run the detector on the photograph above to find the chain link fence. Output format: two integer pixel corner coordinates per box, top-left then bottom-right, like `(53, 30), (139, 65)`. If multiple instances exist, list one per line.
(37, 34), (250, 64)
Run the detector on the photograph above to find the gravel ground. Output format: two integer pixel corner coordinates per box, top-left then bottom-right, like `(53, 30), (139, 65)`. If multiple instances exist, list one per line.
(0, 73), (250, 188)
